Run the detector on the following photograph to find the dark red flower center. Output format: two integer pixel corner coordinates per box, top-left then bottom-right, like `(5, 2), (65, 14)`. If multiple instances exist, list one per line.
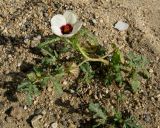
(60, 24), (73, 34)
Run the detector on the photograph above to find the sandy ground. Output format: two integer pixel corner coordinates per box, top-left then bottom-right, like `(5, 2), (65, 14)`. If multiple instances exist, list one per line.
(0, 0), (160, 128)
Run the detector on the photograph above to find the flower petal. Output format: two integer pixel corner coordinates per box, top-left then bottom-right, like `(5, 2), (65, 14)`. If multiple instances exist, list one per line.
(51, 14), (66, 28)
(63, 10), (77, 25)
(51, 26), (63, 36)
(51, 14), (66, 36)
(62, 21), (83, 37)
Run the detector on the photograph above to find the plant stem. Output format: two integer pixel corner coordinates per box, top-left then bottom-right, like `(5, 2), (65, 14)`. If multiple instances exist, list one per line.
(67, 38), (109, 66)
(76, 43), (90, 59)
(76, 43), (109, 66)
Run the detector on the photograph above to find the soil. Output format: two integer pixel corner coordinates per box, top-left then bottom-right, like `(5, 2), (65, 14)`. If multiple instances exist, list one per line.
(0, 0), (160, 128)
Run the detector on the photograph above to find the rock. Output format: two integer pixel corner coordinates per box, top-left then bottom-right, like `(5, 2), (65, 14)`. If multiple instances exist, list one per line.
(68, 123), (76, 128)
(149, 69), (154, 73)
(114, 21), (129, 31)
(143, 114), (151, 123)
(34, 108), (43, 115)
(31, 115), (43, 128)
(50, 122), (58, 128)
(91, 19), (97, 25)
(100, 19), (103, 23)
(0, 102), (4, 110)
(10, 105), (26, 120)
(23, 105), (27, 110)
(0, 120), (3, 127)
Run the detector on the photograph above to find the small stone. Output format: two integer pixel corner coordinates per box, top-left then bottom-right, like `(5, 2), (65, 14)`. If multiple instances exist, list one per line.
(70, 89), (75, 94)
(62, 80), (68, 85)
(8, 54), (12, 58)
(33, 35), (41, 42)
(0, 102), (4, 110)
(105, 89), (109, 94)
(100, 19), (103, 23)
(42, 110), (47, 115)
(114, 21), (129, 31)
(156, 94), (160, 101)
(149, 69), (154, 73)
(5, 117), (13, 123)
(50, 122), (58, 128)
(88, 90), (92, 95)
(83, 22), (87, 26)
(0, 120), (3, 127)
(68, 123), (76, 128)
(94, 31), (98, 36)
(47, 86), (53, 92)
(17, 62), (21, 67)
(34, 108), (42, 115)
(94, 94), (98, 100)
(24, 105), (27, 110)
(31, 115), (43, 128)
(143, 114), (151, 123)
(91, 19), (97, 25)
(10, 105), (26, 120)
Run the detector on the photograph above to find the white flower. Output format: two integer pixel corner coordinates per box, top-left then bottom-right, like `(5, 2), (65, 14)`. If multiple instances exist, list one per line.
(51, 10), (83, 37)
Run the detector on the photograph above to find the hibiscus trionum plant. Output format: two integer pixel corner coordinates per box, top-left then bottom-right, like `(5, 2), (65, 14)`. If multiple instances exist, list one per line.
(18, 10), (149, 104)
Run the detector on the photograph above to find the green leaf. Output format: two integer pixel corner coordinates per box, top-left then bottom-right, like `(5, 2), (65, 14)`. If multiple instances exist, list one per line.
(42, 57), (57, 66)
(27, 72), (37, 82)
(27, 93), (33, 105)
(123, 117), (142, 128)
(40, 76), (50, 87)
(50, 74), (64, 96)
(80, 62), (94, 84)
(18, 81), (29, 90)
(89, 103), (107, 121)
(79, 28), (98, 46)
(34, 67), (43, 77)
(111, 49), (121, 65)
(54, 81), (63, 95)
(130, 80), (140, 92)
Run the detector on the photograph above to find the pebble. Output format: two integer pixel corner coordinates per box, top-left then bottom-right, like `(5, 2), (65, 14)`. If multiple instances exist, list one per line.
(17, 62), (21, 67)
(156, 94), (160, 101)
(105, 88), (109, 94)
(143, 114), (151, 123)
(10, 105), (26, 120)
(23, 105), (27, 110)
(62, 80), (68, 86)
(31, 115), (43, 128)
(100, 19), (103, 23)
(50, 122), (58, 128)
(0, 102), (4, 110)
(91, 19), (97, 25)
(70, 89), (75, 94)
(149, 69), (154, 73)
(34, 109), (41, 115)
(114, 21), (129, 31)
(8, 54), (12, 58)
(34, 35), (41, 41)
(47, 86), (53, 92)
(42, 110), (47, 115)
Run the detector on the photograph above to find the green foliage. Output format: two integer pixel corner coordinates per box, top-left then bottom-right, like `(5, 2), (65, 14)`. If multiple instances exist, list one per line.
(18, 37), (65, 104)
(104, 49), (149, 93)
(105, 48), (124, 85)
(80, 62), (95, 84)
(89, 103), (107, 127)
(113, 111), (142, 128)
(18, 81), (40, 105)
(126, 52), (149, 92)
(89, 103), (142, 128)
